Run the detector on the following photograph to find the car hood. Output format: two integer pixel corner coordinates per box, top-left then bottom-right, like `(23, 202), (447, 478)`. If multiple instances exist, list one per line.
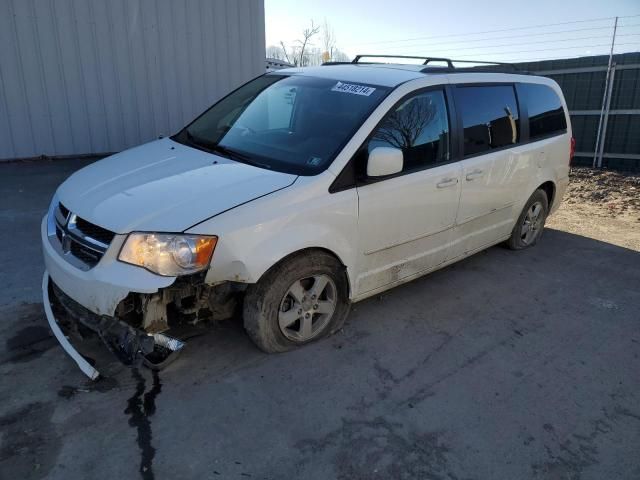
(57, 138), (297, 233)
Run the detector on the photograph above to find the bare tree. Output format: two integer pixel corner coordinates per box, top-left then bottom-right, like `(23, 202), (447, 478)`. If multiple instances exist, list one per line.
(276, 19), (348, 67)
(279, 40), (293, 65)
(296, 20), (320, 66)
(332, 49), (350, 62)
(266, 45), (284, 60)
(321, 18), (336, 62)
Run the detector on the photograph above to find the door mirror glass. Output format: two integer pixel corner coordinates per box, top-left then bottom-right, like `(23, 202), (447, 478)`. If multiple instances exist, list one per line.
(367, 147), (403, 177)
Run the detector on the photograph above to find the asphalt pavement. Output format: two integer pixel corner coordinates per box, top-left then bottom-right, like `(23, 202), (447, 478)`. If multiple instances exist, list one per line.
(1, 158), (639, 480)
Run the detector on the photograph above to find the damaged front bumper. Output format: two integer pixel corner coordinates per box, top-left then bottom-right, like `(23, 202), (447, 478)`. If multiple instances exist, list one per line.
(43, 272), (100, 379)
(43, 272), (185, 379)
(41, 216), (241, 379)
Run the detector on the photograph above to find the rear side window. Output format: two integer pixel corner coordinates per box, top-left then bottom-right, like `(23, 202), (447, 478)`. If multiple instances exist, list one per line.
(521, 83), (567, 139)
(455, 85), (520, 157)
(368, 89), (450, 172)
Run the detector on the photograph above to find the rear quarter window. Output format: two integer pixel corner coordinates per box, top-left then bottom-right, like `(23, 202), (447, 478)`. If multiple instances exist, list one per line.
(521, 83), (567, 140)
(455, 85), (520, 157)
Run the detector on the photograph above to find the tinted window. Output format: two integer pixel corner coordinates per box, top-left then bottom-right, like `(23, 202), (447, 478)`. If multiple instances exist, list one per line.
(522, 83), (567, 139)
(456, 86), (519, 156)
(368, 90), (450, 172)
(174, 75), (390, 175)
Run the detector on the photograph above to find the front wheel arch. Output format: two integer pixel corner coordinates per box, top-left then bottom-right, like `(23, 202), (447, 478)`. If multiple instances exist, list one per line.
(256, 247), (352, 298)
(242, 248), (351, 353)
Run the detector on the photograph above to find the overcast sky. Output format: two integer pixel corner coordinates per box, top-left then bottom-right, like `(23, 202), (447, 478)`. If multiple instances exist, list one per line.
(265, 0), (640, 63)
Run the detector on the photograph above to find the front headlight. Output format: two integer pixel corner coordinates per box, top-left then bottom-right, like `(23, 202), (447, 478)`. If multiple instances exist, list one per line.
(118, 233), (218, 276)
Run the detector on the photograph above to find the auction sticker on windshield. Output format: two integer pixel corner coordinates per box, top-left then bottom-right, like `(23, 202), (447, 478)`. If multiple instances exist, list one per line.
(331, 81), (376, 96)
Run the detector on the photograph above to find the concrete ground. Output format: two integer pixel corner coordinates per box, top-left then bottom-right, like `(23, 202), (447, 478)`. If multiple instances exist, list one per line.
(1, 158), (639, 480)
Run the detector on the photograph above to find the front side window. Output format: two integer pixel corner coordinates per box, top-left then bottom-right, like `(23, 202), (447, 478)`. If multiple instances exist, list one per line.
(456, 85), (520, 156)
(521, 83), (567, 139)
(173, 75), (390, 175)
(368, 90), (450, 172)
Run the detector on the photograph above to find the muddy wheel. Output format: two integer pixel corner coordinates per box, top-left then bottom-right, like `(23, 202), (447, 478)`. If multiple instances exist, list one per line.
(506, 189), (549, 250)
(243, 251), (350, 353)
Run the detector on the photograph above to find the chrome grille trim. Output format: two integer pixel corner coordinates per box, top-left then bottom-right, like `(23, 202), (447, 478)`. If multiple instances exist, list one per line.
(48, 203), (115, 270)
(54, 204), (68, 226)
(54, 214), (110, 251)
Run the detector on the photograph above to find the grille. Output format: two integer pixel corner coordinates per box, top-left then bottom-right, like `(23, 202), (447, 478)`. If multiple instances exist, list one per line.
(52, 203), (116, 269)
(75, 217), (116, 244)
(59, 203), (70, 218)
(70, 241), (103, 265)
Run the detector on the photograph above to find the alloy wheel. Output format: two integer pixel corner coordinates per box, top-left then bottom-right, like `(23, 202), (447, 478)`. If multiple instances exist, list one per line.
(520, 201), (544, 245)
(278, 274), (337, 342)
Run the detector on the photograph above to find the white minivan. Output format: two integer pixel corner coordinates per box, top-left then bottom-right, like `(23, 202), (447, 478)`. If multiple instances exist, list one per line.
(42, 56), (573, 378)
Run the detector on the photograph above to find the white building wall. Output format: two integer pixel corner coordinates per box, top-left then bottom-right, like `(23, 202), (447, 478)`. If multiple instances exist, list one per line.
(0, 0), (265, 160)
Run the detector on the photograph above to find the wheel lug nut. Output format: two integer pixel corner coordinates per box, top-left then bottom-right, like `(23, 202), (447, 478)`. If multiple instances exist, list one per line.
(298, 309), (302, 314)
(305, 313), (310, 318)
(311, 294), (316, 300)
(313, 304), (318, 310)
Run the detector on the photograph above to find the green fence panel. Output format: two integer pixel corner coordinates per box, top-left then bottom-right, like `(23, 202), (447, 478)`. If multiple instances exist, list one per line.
(514, 52), (639, 171)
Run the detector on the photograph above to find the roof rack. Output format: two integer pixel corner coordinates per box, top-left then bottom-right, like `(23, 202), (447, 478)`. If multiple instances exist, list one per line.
(352, 54), (455, 67)
(345, 54), (521, 73)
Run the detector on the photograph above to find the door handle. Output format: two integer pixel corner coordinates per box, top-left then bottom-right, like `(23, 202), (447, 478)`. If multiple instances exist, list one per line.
(436, 177), (459, 188)
(466, 169), (484, 181)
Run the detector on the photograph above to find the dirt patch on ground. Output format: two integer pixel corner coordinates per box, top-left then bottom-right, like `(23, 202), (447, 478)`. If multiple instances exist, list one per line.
(548, 168), (640, 251)
(564, 168), (640, 216)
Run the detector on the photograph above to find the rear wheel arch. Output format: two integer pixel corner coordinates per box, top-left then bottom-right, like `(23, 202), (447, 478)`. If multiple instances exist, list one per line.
(507, 188), (549, 250)
(537, 181), (556, 209)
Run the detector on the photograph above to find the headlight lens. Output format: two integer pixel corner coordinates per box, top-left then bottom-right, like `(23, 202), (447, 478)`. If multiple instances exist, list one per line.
(119, 233), (217, 276)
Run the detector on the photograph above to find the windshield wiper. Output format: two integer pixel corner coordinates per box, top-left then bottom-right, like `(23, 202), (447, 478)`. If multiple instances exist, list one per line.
(211, 144), (273, 170)
(184, 130), (217, 151)
(183, 131), (271, 170)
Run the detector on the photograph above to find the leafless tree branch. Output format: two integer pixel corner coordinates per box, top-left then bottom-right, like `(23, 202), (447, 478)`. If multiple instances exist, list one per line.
(373, 97), (438, 150)
(296, 20), (320, 66)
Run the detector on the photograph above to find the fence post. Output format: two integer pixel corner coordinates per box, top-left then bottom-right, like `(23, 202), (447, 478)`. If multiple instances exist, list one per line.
(597, 64), (617, 168)
(593, 16), (618, 168)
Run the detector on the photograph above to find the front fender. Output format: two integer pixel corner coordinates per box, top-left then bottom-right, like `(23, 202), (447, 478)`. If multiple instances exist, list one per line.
(188, 175), (359, 298)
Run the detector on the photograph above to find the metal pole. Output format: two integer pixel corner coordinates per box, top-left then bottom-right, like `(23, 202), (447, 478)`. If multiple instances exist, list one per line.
(593, 17), (618, 168)
(597, 63), (616, 168)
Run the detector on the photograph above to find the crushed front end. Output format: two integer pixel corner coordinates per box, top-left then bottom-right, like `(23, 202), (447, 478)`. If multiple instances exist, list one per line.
(41, 200), (240, 379)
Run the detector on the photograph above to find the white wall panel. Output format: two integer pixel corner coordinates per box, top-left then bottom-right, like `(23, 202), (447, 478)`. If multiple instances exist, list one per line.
(0, 0), (265, 160)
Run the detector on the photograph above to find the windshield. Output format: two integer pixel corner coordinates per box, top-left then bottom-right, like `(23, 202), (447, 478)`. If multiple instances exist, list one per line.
(173, 74), (390, 175)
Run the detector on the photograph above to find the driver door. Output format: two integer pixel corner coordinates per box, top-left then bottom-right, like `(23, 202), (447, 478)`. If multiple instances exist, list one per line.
(354, 88), (462, 296)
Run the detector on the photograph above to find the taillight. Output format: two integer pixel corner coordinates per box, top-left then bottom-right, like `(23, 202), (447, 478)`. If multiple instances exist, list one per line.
(569, 136), (576, 164)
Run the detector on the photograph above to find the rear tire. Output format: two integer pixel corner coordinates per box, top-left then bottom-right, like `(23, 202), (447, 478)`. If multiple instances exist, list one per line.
(243, 251), (350, 353)
(506, 189), (549, 250)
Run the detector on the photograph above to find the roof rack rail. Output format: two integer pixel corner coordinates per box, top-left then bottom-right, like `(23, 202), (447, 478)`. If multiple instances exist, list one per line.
(424, 58), (520, 73)
(352, 54), (454, 68)
(348, 54), (521, 73)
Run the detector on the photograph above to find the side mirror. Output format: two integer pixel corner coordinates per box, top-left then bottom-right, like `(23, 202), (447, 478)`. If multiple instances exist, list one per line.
(367, 147), (403, 177)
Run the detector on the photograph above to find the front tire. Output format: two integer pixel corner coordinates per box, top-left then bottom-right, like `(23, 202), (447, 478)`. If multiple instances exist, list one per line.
(243, 251), (350, 353)
(506, 189), (549, 250)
